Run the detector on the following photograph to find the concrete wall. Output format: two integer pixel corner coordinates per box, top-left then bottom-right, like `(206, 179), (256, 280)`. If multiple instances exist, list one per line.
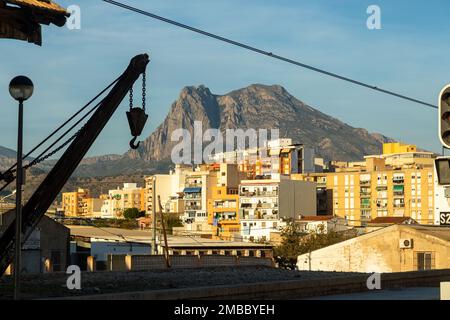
(91, 241), (151, 262)
(124, 254), (273, 271)
(297, 225), (450, 273)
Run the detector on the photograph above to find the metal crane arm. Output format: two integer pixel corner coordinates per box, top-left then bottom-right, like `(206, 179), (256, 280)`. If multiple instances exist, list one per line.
(0, 53), (150, 275)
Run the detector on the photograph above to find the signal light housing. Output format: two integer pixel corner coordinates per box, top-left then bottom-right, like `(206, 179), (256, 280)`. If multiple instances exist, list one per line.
(439, 85), (450, 148)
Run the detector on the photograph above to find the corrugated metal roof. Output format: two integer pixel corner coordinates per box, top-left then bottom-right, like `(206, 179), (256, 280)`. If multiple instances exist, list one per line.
(7, 0), (68, 15)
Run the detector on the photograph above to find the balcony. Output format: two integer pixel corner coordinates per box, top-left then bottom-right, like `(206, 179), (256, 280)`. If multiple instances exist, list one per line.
(185, 205), (201, 211)
(361, 210), (372, 220)
(360, 189), (371, 197)
(240, 191), (278, 197)
(257, 203), (278, 209)
(241, 214), (279, 221)
(393, 185), (405, 198)
(185, 183), (202, 188)
(184, 194), (201, 200)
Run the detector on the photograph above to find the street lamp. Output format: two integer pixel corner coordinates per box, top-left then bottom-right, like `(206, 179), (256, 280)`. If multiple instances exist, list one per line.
(9, 75), (33, 300)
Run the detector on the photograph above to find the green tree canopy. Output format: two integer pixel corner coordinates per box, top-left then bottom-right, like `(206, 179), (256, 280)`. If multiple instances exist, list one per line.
(123, 207), (145, 220)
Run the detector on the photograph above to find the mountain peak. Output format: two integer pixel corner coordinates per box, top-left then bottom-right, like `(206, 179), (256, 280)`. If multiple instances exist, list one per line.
(127, 83), (393, 163)
(180, 85), (213, 98)
(228, 83), (288, 96)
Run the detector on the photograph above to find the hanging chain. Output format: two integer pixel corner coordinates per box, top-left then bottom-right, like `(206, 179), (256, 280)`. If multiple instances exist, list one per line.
(20, 128), (83, 171)
(142, 71), (146, 111)
(129, 86), (134, 111)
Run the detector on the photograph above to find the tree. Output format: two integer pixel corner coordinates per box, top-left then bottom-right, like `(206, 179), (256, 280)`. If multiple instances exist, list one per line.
(123, 207), (144, 220)
(274, 220), (357, 266)
(163, 212), (183, 235)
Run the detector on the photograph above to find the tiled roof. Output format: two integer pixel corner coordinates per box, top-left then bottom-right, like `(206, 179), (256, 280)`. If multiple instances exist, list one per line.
(369, 217), (416, 224)
(6, 0), (68, 15)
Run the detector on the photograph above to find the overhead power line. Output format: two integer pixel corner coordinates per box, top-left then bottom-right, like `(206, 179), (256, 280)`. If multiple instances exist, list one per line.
(102, 0), (438, 110)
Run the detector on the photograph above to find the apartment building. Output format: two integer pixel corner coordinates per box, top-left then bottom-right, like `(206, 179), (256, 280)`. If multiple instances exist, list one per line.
(239, 176), (317, 242)
(62, 188), (91, 217)
(297, 143), (437, 227)
(144, 165), (191, 218)
(81, 198), (103, 218)
(100, 183), (145, 219)
(209, 138), (316, 179)
(182, 166), (218, 234)
(207, 163), (246, 240)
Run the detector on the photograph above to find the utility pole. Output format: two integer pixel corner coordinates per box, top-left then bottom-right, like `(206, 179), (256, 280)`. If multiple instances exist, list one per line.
(157, 195), (171, 268)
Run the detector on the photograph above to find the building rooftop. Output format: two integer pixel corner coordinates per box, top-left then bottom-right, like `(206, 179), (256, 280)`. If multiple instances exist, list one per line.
(368, 217), (418, 225)
(409, 225), (450, 242)
(6, 0), (68, 15)
(68, 226), (272, 249)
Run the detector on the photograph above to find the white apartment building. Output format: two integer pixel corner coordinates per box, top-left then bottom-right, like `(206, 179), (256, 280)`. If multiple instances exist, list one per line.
(144, 164), (192, 218)
(239, 176), (317, 242)
(100, 183), (144, 219)
(182, 168), (217, 234)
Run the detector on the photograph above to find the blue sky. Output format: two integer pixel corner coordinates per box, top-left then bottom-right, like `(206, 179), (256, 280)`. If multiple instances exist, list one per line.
(0, 0), (449, 157)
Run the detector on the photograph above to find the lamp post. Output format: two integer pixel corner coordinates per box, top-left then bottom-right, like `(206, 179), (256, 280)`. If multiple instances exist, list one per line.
(9, 76), (34, 300)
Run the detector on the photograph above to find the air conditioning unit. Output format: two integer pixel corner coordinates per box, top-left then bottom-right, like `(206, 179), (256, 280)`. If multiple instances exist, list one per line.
(399, 239), (413, 249)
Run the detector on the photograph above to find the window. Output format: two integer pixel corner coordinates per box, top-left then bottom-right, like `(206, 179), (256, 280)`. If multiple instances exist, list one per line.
(51, 250), (62, 272)
(416, 252), (434, 271)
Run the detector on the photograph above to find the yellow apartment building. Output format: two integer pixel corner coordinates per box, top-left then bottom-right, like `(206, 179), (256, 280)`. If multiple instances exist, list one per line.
(62, 189), (90, 217)
(327, 162), (435, 226)
(383, 142), (417, 155)
(294, 144), (437, 227)
(207, 163), (245, 240)
(62, 189), (106, 218)
(207, 185), (240, 240)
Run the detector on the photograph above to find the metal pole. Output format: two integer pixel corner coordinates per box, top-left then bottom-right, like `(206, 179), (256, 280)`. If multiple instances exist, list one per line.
(14, 100), (23, 300)
(151, 178), (157, 254)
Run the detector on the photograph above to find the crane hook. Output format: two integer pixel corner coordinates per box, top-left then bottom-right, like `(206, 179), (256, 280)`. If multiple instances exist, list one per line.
(129, 136), (140, 150)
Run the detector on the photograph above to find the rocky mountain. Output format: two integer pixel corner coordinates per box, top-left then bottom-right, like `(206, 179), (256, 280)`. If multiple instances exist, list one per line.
(126, 84), (394, 163)
(0, 146), (16, 159)
(0, 84), (395, 178)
